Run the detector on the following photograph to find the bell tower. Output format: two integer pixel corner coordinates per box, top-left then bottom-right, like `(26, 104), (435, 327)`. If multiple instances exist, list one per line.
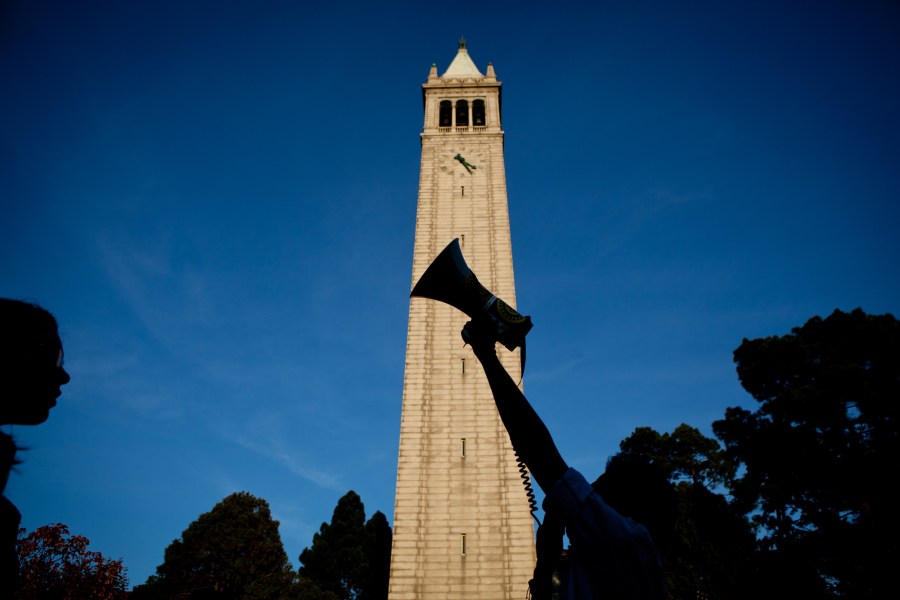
(388, 41), (535, 600)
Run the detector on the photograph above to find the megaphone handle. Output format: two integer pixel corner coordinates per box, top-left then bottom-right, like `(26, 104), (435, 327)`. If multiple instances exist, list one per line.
(519, 338), (526, 381)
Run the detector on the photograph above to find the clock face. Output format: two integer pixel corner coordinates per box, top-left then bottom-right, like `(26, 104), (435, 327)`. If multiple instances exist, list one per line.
(437, 146), (488, 176)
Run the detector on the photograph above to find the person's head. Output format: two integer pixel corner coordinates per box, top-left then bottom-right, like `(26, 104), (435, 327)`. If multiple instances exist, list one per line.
(0, 299), (70, 425)
(592, 454), (678, 553)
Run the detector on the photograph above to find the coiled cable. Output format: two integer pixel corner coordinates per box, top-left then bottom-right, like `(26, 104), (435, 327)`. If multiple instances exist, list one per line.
(516, 451), (541, 526)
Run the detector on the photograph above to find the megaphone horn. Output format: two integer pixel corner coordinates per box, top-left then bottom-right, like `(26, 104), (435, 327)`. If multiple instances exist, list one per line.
(411, 239), (532, 351)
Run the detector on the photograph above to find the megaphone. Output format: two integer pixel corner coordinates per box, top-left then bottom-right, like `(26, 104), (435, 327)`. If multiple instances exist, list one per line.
(411, 238), (532, 351)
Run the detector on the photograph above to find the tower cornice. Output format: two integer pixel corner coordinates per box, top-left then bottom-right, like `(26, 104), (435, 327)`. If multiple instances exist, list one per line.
(422, 79), (501, 90)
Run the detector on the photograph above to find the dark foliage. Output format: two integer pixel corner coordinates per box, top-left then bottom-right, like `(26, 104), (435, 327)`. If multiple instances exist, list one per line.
(617, 424), (734, 489)
(600, 426), (755, 599)
(131, 492), (294, 600)
(15, 523), (128, 599)
(713, 308), (899, 598)
(298, 491), (391, 600)
(361, 511), (392, 600)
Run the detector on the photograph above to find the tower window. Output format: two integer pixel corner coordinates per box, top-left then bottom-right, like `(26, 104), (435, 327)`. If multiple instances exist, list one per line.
(473, 99), (486, 126)
(461, 533), (467, 555)
(461, 438), (466, 457)
(455, 100), (469, 126)
(439, 100), (452, 127)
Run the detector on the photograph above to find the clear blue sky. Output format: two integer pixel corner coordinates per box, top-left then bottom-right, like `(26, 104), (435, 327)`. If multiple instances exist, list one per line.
(2, 0), (898, 588)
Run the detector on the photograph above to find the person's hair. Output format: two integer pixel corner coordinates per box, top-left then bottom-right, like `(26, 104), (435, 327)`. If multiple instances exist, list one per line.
(0, 298), (60, 364)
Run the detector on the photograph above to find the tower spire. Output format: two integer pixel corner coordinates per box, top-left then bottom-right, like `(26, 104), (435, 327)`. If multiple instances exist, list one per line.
(441, 40), (483, 79)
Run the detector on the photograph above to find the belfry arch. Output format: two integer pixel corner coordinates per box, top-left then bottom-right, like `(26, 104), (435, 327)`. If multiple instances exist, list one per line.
(473, 99), (485, 126)
(455, 99), (469, 126)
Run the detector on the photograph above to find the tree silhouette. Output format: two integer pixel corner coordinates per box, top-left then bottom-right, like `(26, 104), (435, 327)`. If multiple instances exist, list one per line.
(298, 491), (391, 600)
(132, 492), (294, 599)
(360, 511), (391, 600)
(713, 308), (899, 598)
(16, 523), (127, 599)
(601, 426), (754, 599)
(617, 423), (734, 488)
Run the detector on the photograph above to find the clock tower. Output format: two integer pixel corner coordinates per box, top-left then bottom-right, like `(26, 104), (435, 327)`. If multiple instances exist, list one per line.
(388, 42), (535, 600)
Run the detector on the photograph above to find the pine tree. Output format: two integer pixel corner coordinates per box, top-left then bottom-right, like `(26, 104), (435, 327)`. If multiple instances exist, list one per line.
(132, 492), (294, 599)
(297, 491), (391, 600)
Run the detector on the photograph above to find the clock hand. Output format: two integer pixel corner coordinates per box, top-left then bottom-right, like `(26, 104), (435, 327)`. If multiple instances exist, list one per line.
(454, 153), (478, 174)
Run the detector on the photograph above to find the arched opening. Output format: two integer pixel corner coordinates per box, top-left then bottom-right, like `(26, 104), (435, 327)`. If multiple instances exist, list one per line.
(455, 100), (469, 127)
(472, 99), (486, 126)
(439, 100), (452, 127)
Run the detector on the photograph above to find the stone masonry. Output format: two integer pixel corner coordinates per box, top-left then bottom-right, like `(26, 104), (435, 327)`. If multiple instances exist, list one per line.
(388, 42), (536, 600)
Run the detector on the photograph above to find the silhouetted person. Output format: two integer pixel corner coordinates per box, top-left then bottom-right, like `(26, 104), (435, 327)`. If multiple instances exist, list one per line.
(462, 319), (664, 600)
(0, 299), (70, 594)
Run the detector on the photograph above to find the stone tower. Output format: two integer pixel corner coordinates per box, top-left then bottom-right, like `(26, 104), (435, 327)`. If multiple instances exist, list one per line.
(388, 42), (535, 600)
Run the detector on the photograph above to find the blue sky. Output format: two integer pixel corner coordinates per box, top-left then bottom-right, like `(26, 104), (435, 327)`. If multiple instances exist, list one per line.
(2, 0), (898, 588)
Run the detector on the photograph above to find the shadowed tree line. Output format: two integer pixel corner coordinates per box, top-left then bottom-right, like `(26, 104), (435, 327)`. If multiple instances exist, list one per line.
(129, 491), (390, 600)
(14, 308), (896, 599)
(595, 308), (898, 599)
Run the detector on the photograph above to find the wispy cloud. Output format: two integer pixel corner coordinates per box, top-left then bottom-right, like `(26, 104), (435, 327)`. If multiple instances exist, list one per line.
(217, 410), (342, 490)
(96, 230), (214, 348)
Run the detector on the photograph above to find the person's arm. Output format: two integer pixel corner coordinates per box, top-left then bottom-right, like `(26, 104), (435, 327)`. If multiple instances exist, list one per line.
(464, 320), (568, 492)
